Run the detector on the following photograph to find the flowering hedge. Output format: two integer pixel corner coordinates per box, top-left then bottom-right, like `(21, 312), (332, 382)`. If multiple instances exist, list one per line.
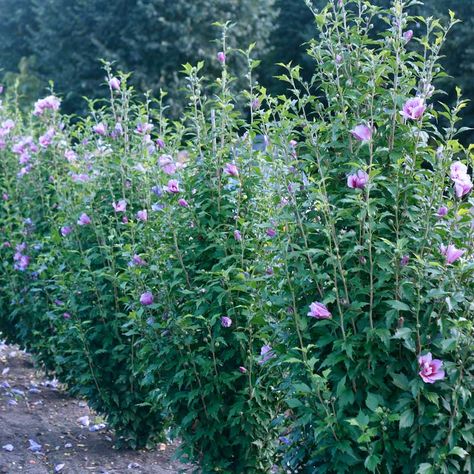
(0, 1), (473, 473)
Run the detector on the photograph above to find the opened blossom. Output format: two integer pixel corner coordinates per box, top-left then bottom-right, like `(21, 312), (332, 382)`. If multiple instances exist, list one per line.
(454, 175), (473, 198)
(418, 353), (445, 384)
(60, 226), (72, 237)
(400, 97), (426, 120)
(158, 155), (177, 175)
(350, 124), (372, 142)
(440, 244), (465, 264)
(223, 163), (238, 177)
(137, 210), (148, 222)
(165, 179), (180, 193)
(403, 30), (413, 42)
(347, 170), (369, 189)
(258, 345), (275, 365)
(93, 123), (107, 135)
(437, 206), (448, 218)
(77, 213), (91, 226)
(307, 302), (331, 319)
(33, 95), (61, 116)
(112, 200), (127, 213)
(130, 255), (146, 267)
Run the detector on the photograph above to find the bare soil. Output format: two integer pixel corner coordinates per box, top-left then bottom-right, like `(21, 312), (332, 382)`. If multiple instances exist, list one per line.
(0, 343), (191, 474)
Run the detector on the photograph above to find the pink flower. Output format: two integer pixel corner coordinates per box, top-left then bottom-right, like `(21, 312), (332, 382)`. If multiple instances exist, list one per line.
(335, 54), (343, 65)
(350, 124), (372, 142)
(221, 316), (232, 327)
(108, 77), (121, 91)
(178, 198), (189, 208)
(400, 97), (426, 120)
(307, 302), (331, 319)
(158, 155), (177, 175)
(437, 206), (448, 217)
(60, 226), (72, 237)
(234, 230), (242, 241)
(33, 95), (61, 116)
(217, 52), (226, 64)
(64, 150), (77, 162)
(137, 210), (148, 222)
(112, 200), (127, 213)
(418, 353), (445, 384)
(400, 255), (409, 266)
(63, 312), (71, 320)
(258, 345), (275, 365)
(136, 122), (153, 134)
(403, 30), (413, 42)
(77, 213), (91, 226)
(266, 228), (276, 237)
(450, 161), (468, 180)
(239, 366), (247, 374)
(454, 175), (473, 198)
(140, 291), (154, 306)
(347, 170), (369, 189)
(440, 244), (465, 264)
(165, 179), (180, 193)
(223, 163), (238, 177)
(130, 254), (146, 267)
(93, 123), (107, 135)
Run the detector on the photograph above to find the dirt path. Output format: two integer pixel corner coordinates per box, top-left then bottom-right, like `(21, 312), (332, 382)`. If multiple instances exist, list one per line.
(0, 343), (191, 474)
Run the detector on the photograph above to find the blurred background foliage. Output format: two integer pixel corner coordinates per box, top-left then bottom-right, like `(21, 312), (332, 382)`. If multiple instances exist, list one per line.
(0, 0), (472, 140)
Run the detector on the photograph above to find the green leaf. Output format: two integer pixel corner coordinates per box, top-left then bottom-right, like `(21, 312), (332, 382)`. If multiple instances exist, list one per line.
(399, 409), (414, 429)
(416, 463), (434, 474)
(449, 447), (469, 458)
(364, 454), (381, 472)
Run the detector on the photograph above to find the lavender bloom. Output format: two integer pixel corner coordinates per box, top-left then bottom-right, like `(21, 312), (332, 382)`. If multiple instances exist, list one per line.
(33, 96), (61, 116)
(93, 123), (107, 135)
(112, 200), (127, 213)
(223, 163), (239, 177)
(60, 226), (72, 237)
(108, 77), (121, 91)
(217, 51), (226, 64)
(156, 138), (165, 149)
(140, 292), (154, 306)
(234, 230), (242, 241)
(437, 206), (448, 218)
(136, 209), (148, 222)
(178, 198), (189, 208)
(258, 345), (275, 365)
(130, 254), (147, 267)
(400, 255), (410, 267)
(266, 228), (276, 238)
(77, 213), (91, 226)
(221, 316), (232, 327)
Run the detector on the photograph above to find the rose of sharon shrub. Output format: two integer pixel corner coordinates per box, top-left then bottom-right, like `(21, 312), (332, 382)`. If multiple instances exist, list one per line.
(0, 1), (472, 472)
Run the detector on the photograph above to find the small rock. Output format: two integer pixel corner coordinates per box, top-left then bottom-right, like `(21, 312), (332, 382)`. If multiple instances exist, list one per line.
(2, 444), (14, 452)
(64, 443), (73, 449)
(77, 415), (90, 427)
(7, 399), (18, 406)
(54, 463), (65, 472)
(158, 443), (167, 451)
(1, 368), (9, 376)
(128, 463), (141, 469)
(28, 439), (42, 453)
(89, 423), (106, 432)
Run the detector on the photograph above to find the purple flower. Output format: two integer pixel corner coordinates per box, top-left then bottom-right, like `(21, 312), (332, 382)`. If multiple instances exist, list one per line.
(130, 254), (147, 267)
(403, 30), (414, 42)
(178, 198), (189, 208)
(217, 51), (226, 64)
(159, 155), (177, 175)
(453, 175), (473, 198)
(71, 173), (90, 183)
(266, 228), (276, 238)
(347, 170), (369, 189)
(64, 150), (77, 162)
(140, 291), (154, 306)
(60, 226), (72, 237)
(221, 316), (232, 327)
(400, 255), (409, 267)
(63, 312), (71, 320)
(307, 302), (331, 319)
(151, 185), (163, 197)
(136, 210), (148, 222)
(122, 216), (129, 224)
(401, 97), (426, 120)
(165, 179), (180, 193)
(112, 200), (127, 213)
(14, 254), (30, 271)
(437, 206), (448, 218)
(239, 366), (247, 374)
(350, 124), (373, 142)
(223, 163), (239, 177)
(136, 122), (153, 134)
(77, 213), (91, 226)
(258, 344), (275, 365)
(335, 54), (343, 65)
(450, 161), (467, 180)
(234, 230), (242, 241)
(418, 353), (445, 384)
(440, 244), (465, 264)
(108, 77), (120, 91)
(39, 127), (55, 148)
(156, 138), (165, 149)
(33, 95), (61, 116)
(251, 98), (260, 110)
(93, 123), (107, 135)
(2, 193), (9, 201)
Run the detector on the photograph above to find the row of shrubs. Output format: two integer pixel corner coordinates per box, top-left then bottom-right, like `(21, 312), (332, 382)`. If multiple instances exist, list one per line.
(0, 2), (473, 472)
